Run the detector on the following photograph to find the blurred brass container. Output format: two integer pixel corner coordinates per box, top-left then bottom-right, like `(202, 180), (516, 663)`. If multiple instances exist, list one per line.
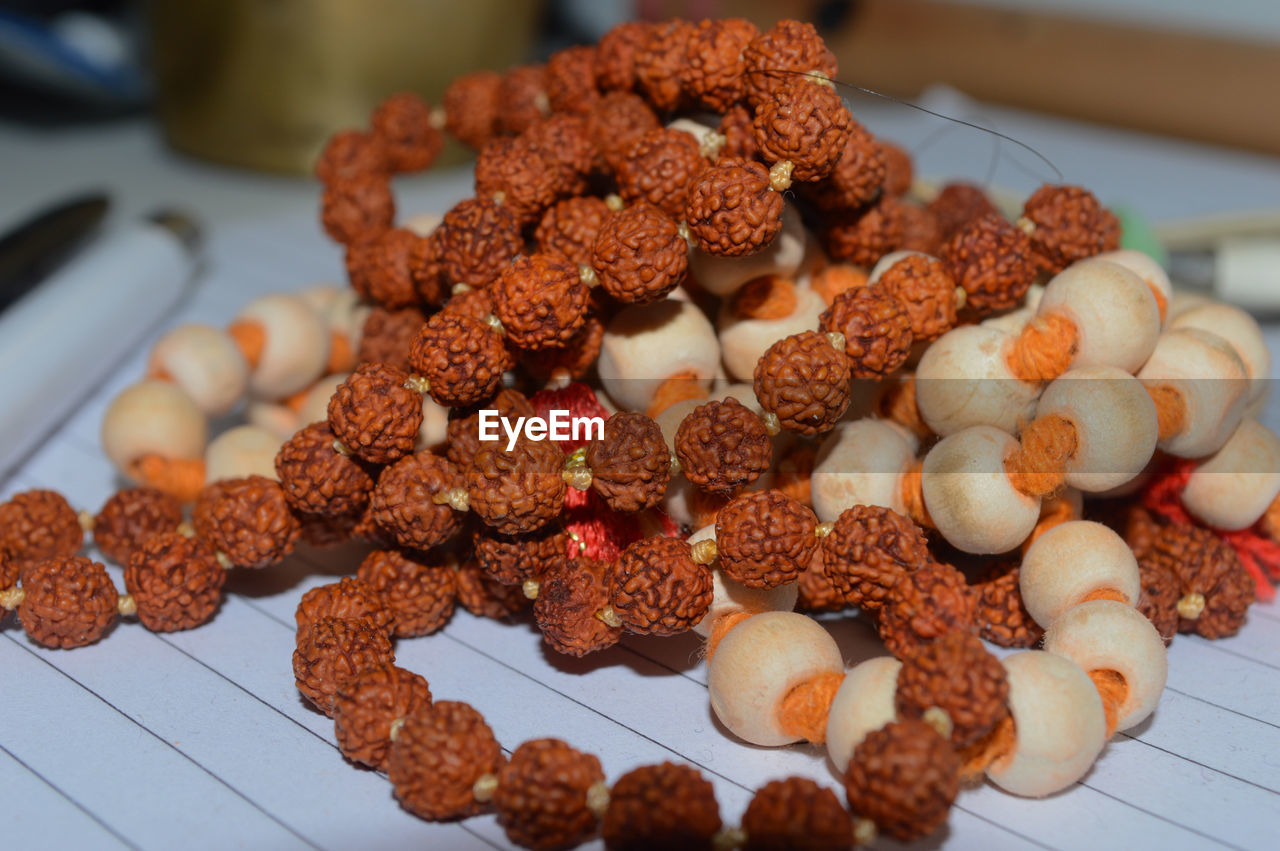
(149, 0), (542, 173)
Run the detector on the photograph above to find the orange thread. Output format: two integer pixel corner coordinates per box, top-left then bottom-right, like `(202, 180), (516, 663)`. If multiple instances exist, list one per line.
(1005, 414), (1077, 498)
(646, 370), (708, 418)
(228, 320), (266, 369)
(283, 386), (312, 413)
(1082, 588), (1127, 604)
(900, 459), (934, 529)
(129, 454), (207, 504)
(731, 275), (798, 320)
(1089, 669), (1128, 738)
(774, 445), (817, 507)
(147, 364), (174, 382)
(327, 331), (355, 373)
(1021, 491), (1079, 554)
(810, 265), (868, 306)
(1006, 311), (1079, 384)
(875, 375), (930, 441)
(959, 714), (1017, 783)
(1148, 384), (1187, 441)
(1149, 285), (1168, 324)
(776, 671), (845, 744)
(1264, 493), (1280, 543)
(705, 610), (753, 661)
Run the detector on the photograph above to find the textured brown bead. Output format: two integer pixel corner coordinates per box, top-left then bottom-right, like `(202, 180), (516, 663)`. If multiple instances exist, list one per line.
(408, 312), (506, 408)
(371, 91), (444, 173)
(716, 490), (818, 588)
(973, 565), (1044, 648)
(0, 489), (82, 572)
(682, 18), (760, 112)
(475, 524), (569, 586)
(475, 136), (564, 227)
(586, 412), (671, 512)
(616, 128), (707, 219)
(124, 531), (224, 632)
(586, 91), (661, 173)
(592, 202), (688, 304)
(878, 562), (977, 659)
(674, 397), (772, 496)
(315, 129), (389, 184)
(345, 227), (422, 311)
(523, 316), (606, 382)
(820, 504), (930, 611)
(741, 776), (853, 851)
(388, 700), (505, 820)
(446, 388), (536, 470)
(443, 70), (502, 150)
(92, 487), (182, 567)
(753, 80), (851, 182)
(897, 201), (943, 255)
(876, 254), (959, 341)
(535, 556), (622, 656)
(275, 421), (376, 516)
(753, 330), (851, 436)
(879, 140), (914, 196)
(293, 616), (395, 716)
(611, 536), (711, 635)
(686, 158), (784, 257)
(441, 285), (498, 324)
(333, 664), (432, 771)
(432, 197), (524, 290)
(595, 20), (649, 92)
(895, 631), (1010, 748)
(928, 182), (999, 240)
(536, 196), (613, 266)
(1136, 556), (1179, 645)
(467, 440), (566, 535)
(321, 174), (394, 246)
(523, 114), (595, 193)
(408, 230), (448, 307)
(296, 510), (359, 550)
(742, 19), (837, 107)
(494, 738), (605, 851)
(822, 194), (904, 268)
(819, 286), (913, 379)
(1021, 184), (1122, 275)
(357, 306), (427, 371)
(795, 547), (847, 614)
(16, 555), (117, 648)
(1139, 524), (1254, 639)
(456, 557), (533, 619)
(357, 548), (458, 637)
(327, 361), (424, 464)
(804, 121), (887, 211)
(717, 104), (758, 161)
(497, 64), (550, 136)
(546, 45), (601, 115)
(633, 19), (694, 113)
(296, 576), (394, 637)
(843, 719), (959, 843)
(369, 451), (463, 551)
(192, 476), (300, 569)
(492, 254), (590, 350)
(602, 762), (721, 851)
(941, 213), (1036, 315)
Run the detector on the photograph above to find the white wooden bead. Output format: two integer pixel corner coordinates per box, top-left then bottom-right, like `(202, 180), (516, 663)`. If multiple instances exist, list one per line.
(689, 524), (798, 637)
(1042, 600), (1168, 732)
(824, 657), (902, 774)
(102, 380), (208, 475)
(245, 402), (300, 441)
(598, 299), (719, 412)
(417, 395), (450, 452)
(921, 426), (1040, 554)
(1182, 418), (1280, 530)
(296, 373), (349, 427)
(661, 469), (775, 528)
(295, 284), (341, 316)
(1166, 291), (1212, 319)
(1020, 520), (1140, 627)
(1036, 366), (1158, 492)
(1168, 303), (1270, 402)
(148, 324), (249, 417)
(235, 294), (332, 400)
(691, 203), (807, 296)
(866, 250), (928, 284)
(666, 116), (718, 149)
(1035, 259), (1160, 373)
(318, 287), (372, 354)
(205, 425), (282, 483)
(987, 650), (1106, 797)
(402, 211), (443, 237)
(717, 284), (826, 381)
(1092, 249), (1172, 314)
(811, 419), (915, 522)
(915, 324), (1040, 436)
(707, 611), (844, 746)
(982, 305), (1034, 336)
(1137, 327), (1250, 458)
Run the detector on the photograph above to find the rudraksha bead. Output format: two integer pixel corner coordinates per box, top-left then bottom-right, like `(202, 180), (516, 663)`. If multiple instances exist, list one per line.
(820, 504), (930, 612)
(546, 43), (601, 114)
(536, 196), (613, 267)
(674, 398), (772, 496)
(927, 182), (999, 240)
(17, 555), (117, 648)
(633, 18), (694, 112)
(821, 194), (904, 268)
(876, 254), (960, 340)
(717, 104), (758, 161)
(741, 19), (837, 107)
(898, 201), (943, 255)
(535, 556), (622, 656)
(327, 362), (424, 464)
(295, 575), (394, 638)
(92, 487), (183, 567)
(124, 531), (224, 632)
(523, 114), (595, 196)
(895, 631), (1010, 748)
(333, 663), (432, 771)
(682, 18), (760, 112)
(741, 776), (853, 851)
(293, 615), (395, 716)
(878, 562), (977, 659)
(616, 128), (707, 219)
(940, 213), (1036, 316)
(585, 412), (671, 512)
(357, 306), (427, 371)
(878, 140), (914, 196)
(321, 174), (394, 246)
(192, 475), (300, 569)
(1020, 184), (1121, 276)
(602, 762), (721, 851)
(446, 388), (536, 470)
(610, 536), (712, 636)
(592, 202), (689, 304)
(494, 738), (606, 851)
(586, 91), (661, 173)
(0, 489), (82, 572)
(594, 21), (649, 92)
(818, 286), (913, 380)
(803, 121), (886, 211)
(388, 700), (505, 820)
(475, 136), (564, 227)
(753, 330), (851, 436)
(456, 557), (532, 619)
(752, 79), (851, 183)
(474, 523), (569, 586)
(795, 547), (847, 614)
(1139, 524), (1254, 639)
(345, 227), (421, 311)
(408, 312), (506, 408)
(314, 129), (388, 184)
(275, 421), (376, 517)
(370, 91), (444, 174)
(497, 64), (550, 136)
(523, 315), (606, 382)
(972, 565), (1043, 648)
(1136, 556), (1179, 645)
(357, 548), (458, 637)
(443, 70), (502, 150)
(467, 440), (567, 535)
(492, 253), (590, 350)
(685, 158), (783, 257)
(369, 451), (464, 551)
(843, 719), (959, 842)
(715, 490), (818, 588)
(432, 197), (523, 290)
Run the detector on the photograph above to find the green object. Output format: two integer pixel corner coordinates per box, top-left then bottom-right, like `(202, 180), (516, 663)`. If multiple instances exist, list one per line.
(1115, 206), (1169, 268)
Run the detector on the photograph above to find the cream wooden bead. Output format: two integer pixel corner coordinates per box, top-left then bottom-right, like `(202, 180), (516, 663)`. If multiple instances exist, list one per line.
(416, 395), (450, 452)
(102, 380), (208, 476)
(1092, 249), (1172, 315)
(661, 469), (775, 529)
(706, 611), (844, 747)
(824, 657), (901, 774)
(598, 299), (719, 412)
(148, 324), (249, 417)
(402, 211), (443, 237)
(1035, 366), (1158, 492)
(982, 305), (1034, 336)
(811, 419), (915, 522)
(915, 324), (1040, 436)
(296, 283), (342, 316)
(205, 425), (281, 483)
(921, 426), (1040, 554)
(667, 116), (722, 156)
(690, 203), (807, 296)
(1166, 291), (1212, 320)
(235, 294), (332, 400)
(717, 284), (826, 381)
(1168, 302), (1270, 403)
(245, 402), (300, 441)
(1182, 418), (1280, 530)
(1020, 520), (1140, 627)
(1035, 259), (1160, 373)
(866, 250), (927, 284)
(1042, 600), (1168, 732)
(1137, 327), (1250, 458)
(295, 373), (349, 427)
(689, 525), (797, 637)
(987, 650), (1107, 797)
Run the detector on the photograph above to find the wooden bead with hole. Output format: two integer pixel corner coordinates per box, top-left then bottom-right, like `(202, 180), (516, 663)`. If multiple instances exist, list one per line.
(915, 325), (1040, 437)
(824, 656), (902, 774)
(1181, 418), (1280, 530)
(810, 419), (916, 523)
(598, 299), (719, 414)
(1033, 259), (1160, 373)
(1020, 520), (1140, 628)
(1137, 327), (1250, 458)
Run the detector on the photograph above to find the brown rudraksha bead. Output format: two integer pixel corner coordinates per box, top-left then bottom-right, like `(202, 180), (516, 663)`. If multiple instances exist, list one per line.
(594, 20), (649, 92)
(878, 140), (913, 196)
(523, 316), (606, 382)
(877, 562), (977, 659)
(545, 44), (601, 115)
(602, 762), (721, 851)
(674, 397), (772, 497)
(585, 412), (671, 512)
(293, 615), (395, 716)
(972, 565), (1044, 648)
(0, 489), (82, 572)
(804, 121), (886, 212)
(1020, 184), (1121, 276)
(715, 490), (818, 588)
(327, 361), (424, 464)
(820, 504), (930, 611)
(295, 575), (394, 638)
(494, 738), (606, 851)
(192, 475), (300, 569)
(369, 451), (464, 551)
(682, 18), (760, 112)
(753, 330), (851, 436)
(497, 64), (550, 136)
(345, 227), (422, 311)
(333, 663), (432, 771)
(819, 286), (913, 380)
(456, 557), (532, 619)
(321, 173), (394, 246)
(685, 158), (784, 257)
(370, 91), (444, 174)
(717, 104), (758, 161)
(124, 531), (224, 632)
(586, 91), (661, 173)
(408, 312), (506, 408)
(897, 201), (943, 255)
(592, 202), (689, 304)
(535, 556), (622, 656)
(616, 128), (707, 219)
(475, 136), (564, 227)
(357, 306), (427, 371)
(446, 388), (536, 470)
(1139, 524), (1254, 639)
(92, 487), (182, 567)
(523, 113), (596, 193)
(536, 196), (613, 266)
(432, 197), (523, 290)
(843, 719), (959, 843)
(408, 230), (447, 307)
(633, 18), (694, 113)
(927, 182), (999, 240)
(474, 523), (568, 586)
(314, 129), (389, 184)
(795, 547), (847, 614)
(17, 555), (117, 648)
(821, 194), (904, 268)
(388, 700), (506, 821)
(443, 70), (502, 150)
(610, 535), (711, 635)
(467, 439), (567, 535)
(741, 19), (837, 107)
(1136, 555), (1179, 645)
(357, 548), (458, 637)
(876, 254), (960, 341)
(296, 510), (360, 550)
(492, 253), (590, 350)
(940, 213), (1036, 316)
(741, 776), (853, 851)
(895, 631), (1010, 748)
(275, 421), (376, 517)
(440, 285), (498, 324)
(753, 80), (851, 183)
